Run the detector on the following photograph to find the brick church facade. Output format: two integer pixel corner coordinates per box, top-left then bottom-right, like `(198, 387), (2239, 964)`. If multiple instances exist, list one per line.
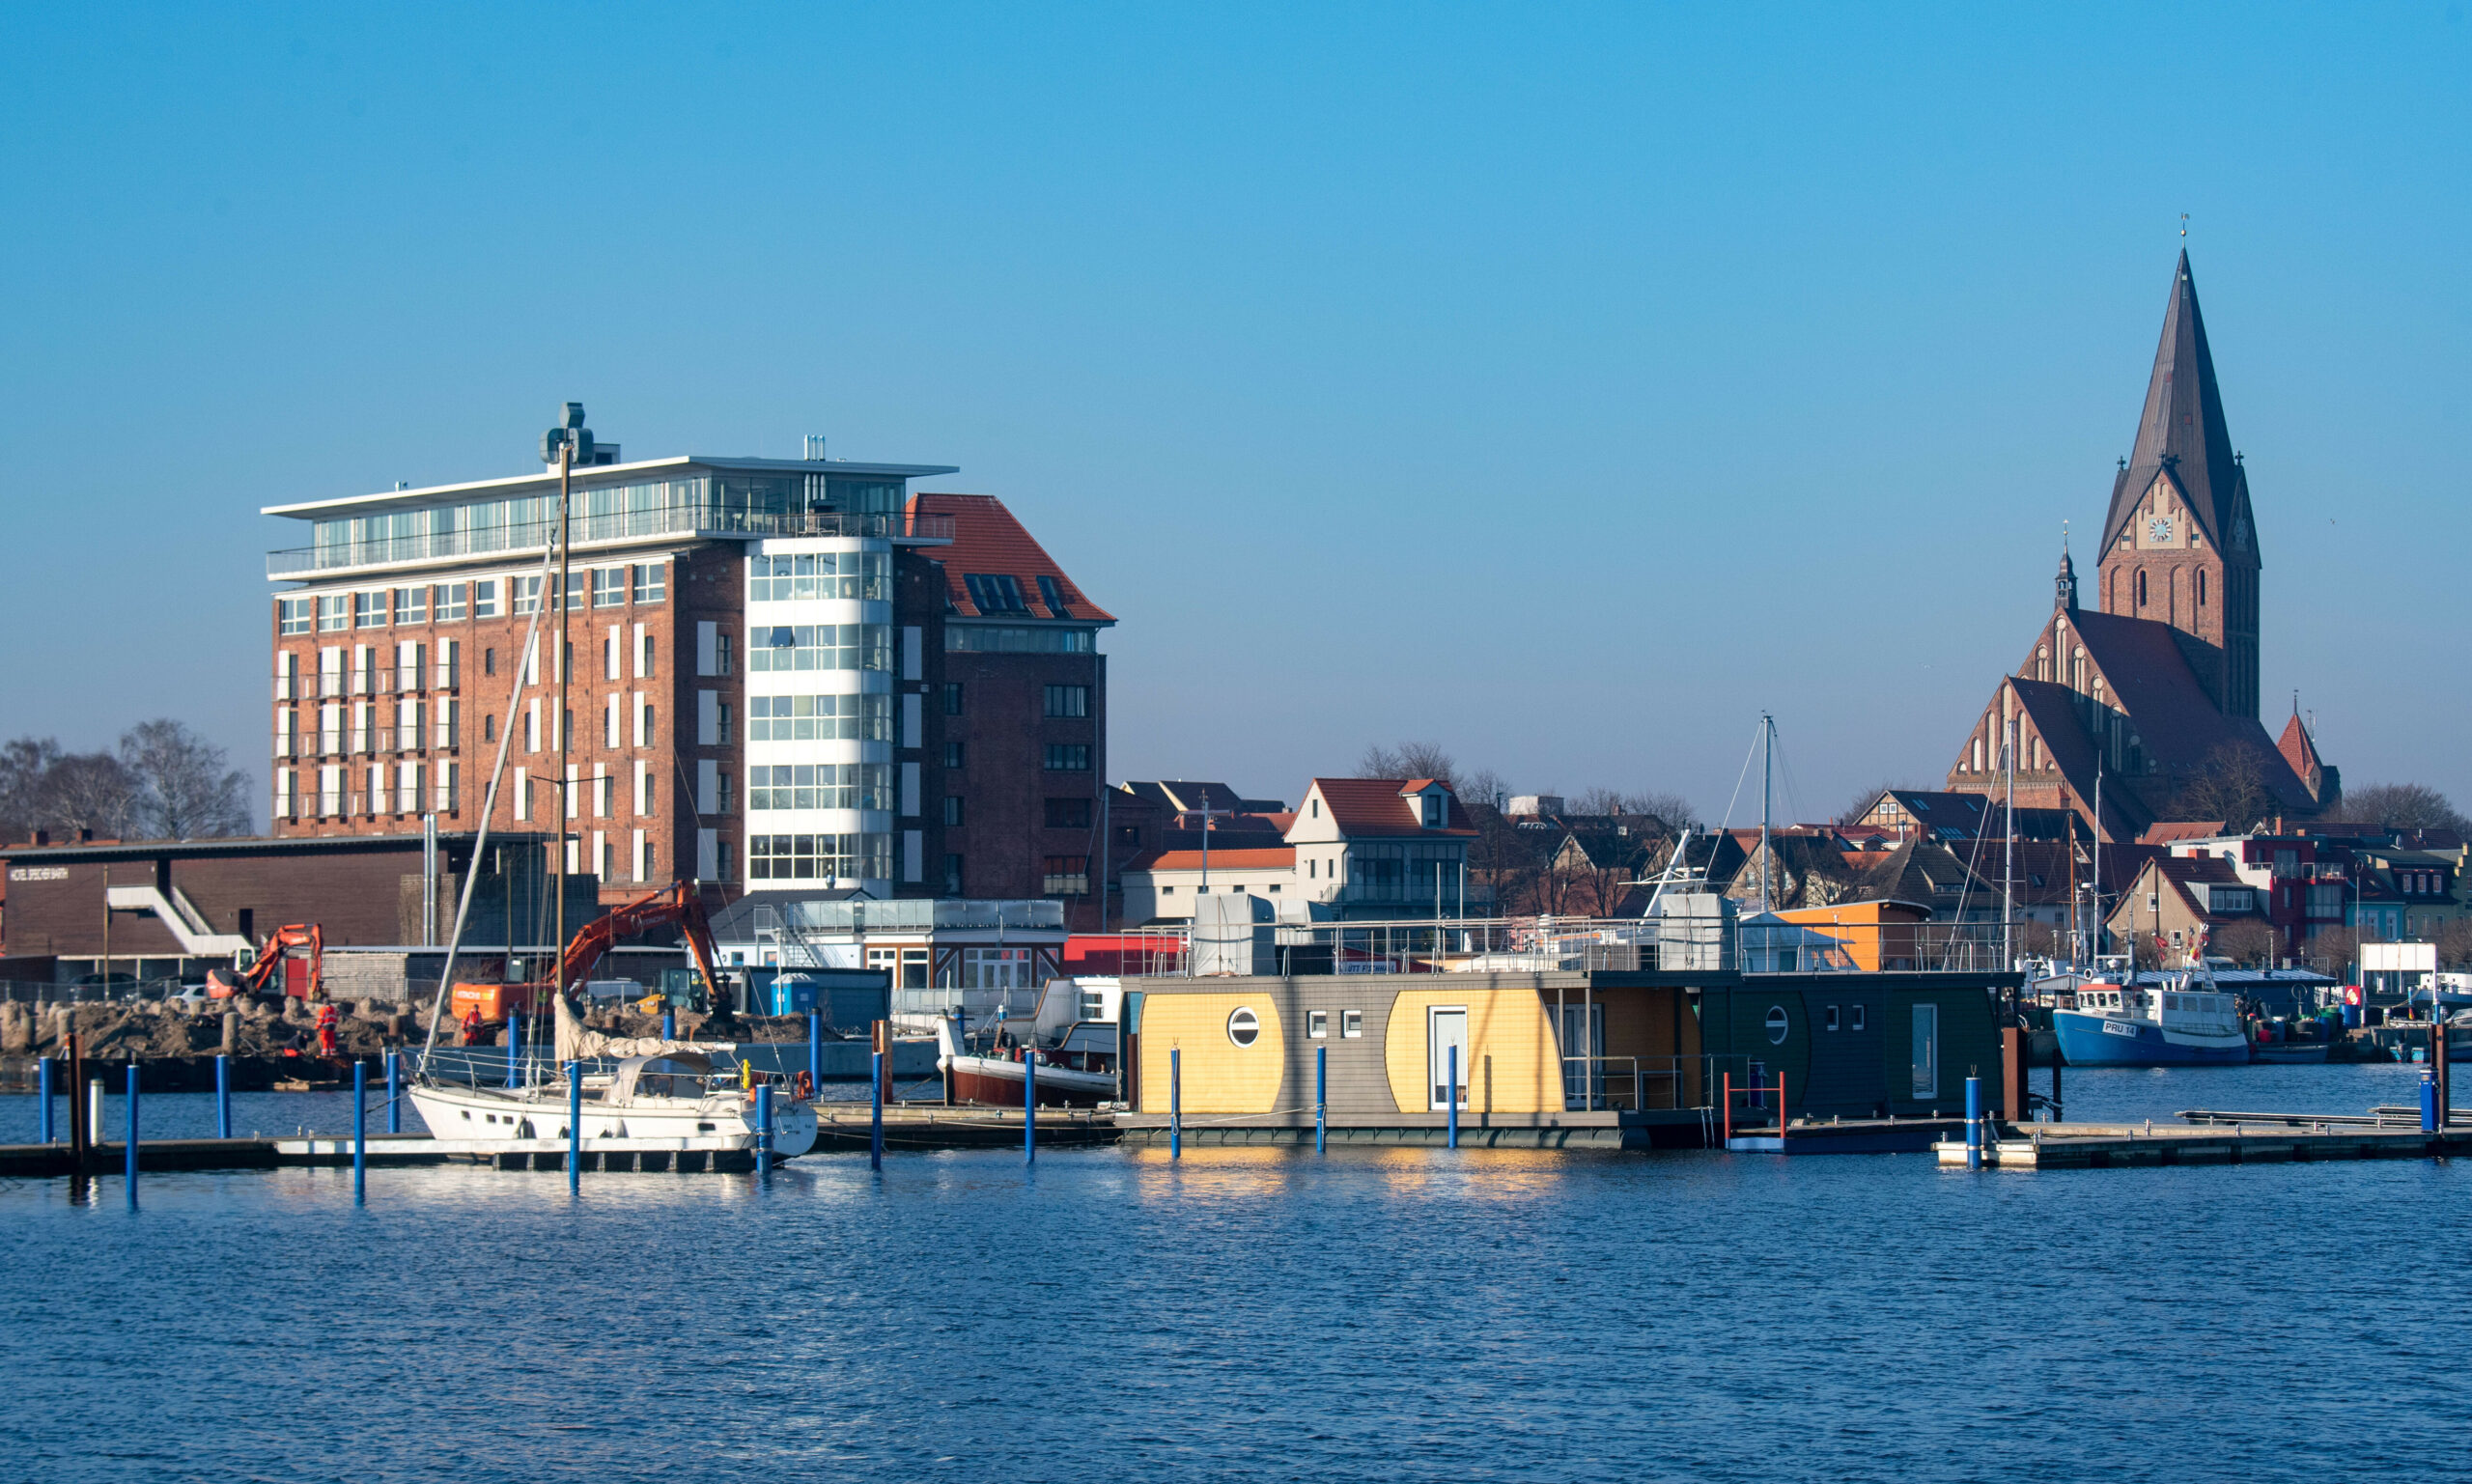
(1944, 252), (2338, 842)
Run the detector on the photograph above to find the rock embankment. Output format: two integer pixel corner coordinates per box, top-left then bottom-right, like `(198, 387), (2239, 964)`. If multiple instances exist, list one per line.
(0, 996), (833, 1063)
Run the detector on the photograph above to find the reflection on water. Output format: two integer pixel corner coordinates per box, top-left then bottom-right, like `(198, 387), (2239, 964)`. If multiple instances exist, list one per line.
(4, 1064), (2468, 1483)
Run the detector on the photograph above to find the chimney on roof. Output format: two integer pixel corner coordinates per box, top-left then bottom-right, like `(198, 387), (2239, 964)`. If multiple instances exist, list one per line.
(33, 829), (48, 846)
(76, 828), (92, 843)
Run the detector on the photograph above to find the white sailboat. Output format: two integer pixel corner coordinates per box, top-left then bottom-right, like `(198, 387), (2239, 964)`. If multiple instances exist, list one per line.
(407, 403), (817, 1162)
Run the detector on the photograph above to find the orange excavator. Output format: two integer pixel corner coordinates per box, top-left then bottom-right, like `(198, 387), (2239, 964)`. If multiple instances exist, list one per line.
(451, 881), (728, 1025)
(205, 923), (325, 1000)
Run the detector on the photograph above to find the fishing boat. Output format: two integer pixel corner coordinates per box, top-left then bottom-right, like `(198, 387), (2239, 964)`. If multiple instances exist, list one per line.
(2052, 955), (2249, 1066)
(935, 1013), (1118, 1106)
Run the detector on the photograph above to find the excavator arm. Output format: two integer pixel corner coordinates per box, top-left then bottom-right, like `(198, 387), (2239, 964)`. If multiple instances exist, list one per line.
(551, 882), (728, 1010)
(208, 923), (324, 998)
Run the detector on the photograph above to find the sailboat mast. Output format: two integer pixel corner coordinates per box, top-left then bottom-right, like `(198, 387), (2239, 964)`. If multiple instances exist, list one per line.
(413, 408), (590, 1076)
(2004, 714), (2015, 968)
(2092, 760), (2103, 958)
(1758, 713), (1773, 912)
(552, 437), (572, 1024)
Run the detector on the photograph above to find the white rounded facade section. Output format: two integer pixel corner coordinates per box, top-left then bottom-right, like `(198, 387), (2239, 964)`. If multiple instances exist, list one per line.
(744, 536), (899, 893)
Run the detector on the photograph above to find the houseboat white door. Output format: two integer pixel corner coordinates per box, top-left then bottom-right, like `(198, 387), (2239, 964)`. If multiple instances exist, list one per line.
(1910, 1003), (1938, 1101)
(1428, 1007), (1469, 1110)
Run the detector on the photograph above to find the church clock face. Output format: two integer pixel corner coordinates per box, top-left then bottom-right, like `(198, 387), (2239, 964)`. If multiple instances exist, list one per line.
(2148, 516), (2174, 545)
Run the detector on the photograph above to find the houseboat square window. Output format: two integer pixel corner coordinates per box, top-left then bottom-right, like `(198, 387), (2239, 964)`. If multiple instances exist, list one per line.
(1307, 1010), (1329, 1039)
(1824, 1005), (1840, 1031)
(1341, 1009), (1362, 1038)
(1851, 1004), (1866, 1031)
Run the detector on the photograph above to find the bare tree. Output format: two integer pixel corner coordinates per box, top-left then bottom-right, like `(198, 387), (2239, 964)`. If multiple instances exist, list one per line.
(37, 752), (140, 838)
(2438, 918), (2472, 969)
(1631, 790), (1702, 831)
(2211, 918), (2278, 966)
(1358, 741), (1456, 786)
(2339, 782), (2471, 833)
(2307, 925), (2359, 977)
(2170, 744), (2276, 831)
(0, 737), (63, 840)
(120, 719), (251, 840)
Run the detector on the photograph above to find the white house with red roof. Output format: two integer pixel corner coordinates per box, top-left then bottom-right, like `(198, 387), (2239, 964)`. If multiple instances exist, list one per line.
(1288, 777), (1478, 919)
(1116, 776), (1482, 925)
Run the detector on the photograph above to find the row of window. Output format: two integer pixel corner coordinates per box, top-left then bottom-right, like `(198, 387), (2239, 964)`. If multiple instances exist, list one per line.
(749, 551), (891, 602)
(747, 763), (892, 812)
(749, 833), (893, 882)
(939, 797), (1098, 831)
(748, 624), (893, 673)
(278, 563), (665, 636)
(747, 693), (892, 742)
(275, 762), (459, 820)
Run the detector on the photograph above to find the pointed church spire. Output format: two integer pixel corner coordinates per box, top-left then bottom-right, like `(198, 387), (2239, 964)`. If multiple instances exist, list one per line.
(2056, 524), (2077, 611)
(2099, 250), (2242, 552)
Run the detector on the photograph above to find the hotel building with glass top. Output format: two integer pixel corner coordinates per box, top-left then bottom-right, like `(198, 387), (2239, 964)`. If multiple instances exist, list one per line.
(263, 422), (1115, 919)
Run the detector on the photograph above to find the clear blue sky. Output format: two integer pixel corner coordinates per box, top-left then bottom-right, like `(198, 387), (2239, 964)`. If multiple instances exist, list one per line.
(3, 5), (2464, 826)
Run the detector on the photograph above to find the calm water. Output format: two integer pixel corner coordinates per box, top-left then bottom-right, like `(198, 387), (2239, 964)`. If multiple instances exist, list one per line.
(3, 1065), (2465, 1484)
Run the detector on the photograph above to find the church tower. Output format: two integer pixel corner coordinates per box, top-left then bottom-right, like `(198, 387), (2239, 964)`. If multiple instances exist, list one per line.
(2094, 251), (2261, 719)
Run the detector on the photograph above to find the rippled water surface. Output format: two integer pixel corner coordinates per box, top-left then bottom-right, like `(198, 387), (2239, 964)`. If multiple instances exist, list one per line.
(3, 1066), (2466, 1483)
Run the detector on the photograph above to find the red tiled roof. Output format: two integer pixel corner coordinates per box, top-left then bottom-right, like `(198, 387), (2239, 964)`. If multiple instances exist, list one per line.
(908, 492), (1115, 623)
(2140, 821), (2229, 845)
(1126, 848), (1295, 872)
(1304, 778), (1476, 837)
(2069, 610), (2314, 809)
(2276, 714), (2323, 778)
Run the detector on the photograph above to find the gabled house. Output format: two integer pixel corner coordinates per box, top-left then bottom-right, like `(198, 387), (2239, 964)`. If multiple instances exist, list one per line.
(1287, 778), (1478, 919)
(2104, 854), (2274, 962)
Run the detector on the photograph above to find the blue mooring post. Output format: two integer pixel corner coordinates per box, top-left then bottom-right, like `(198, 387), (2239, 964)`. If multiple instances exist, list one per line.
(39, 1057), (54, 1144)
(1316, 1045), (1327, 1156)
(809, 1011), (824, 1096)
(386, 1050), (401, 1134)
(1965, 1076), (1983, 1170)
(869, 1050), (885, 1171)
(2422, 1069), (2439, 1133)
(125, 1064), (140, 1209)
(1170, 1048), (1182, 1160)
(756, 1080), (773, 1179)
(568, 1061), (582, 1193)
(1447, 1044), (1459, 1150)
(661, 1008), (676, 1042)
(215, 1054), (232, 1140)
(507, 1019), (521, 1089)
(1025, 1047), (1038, 1164)
(352, 1060), (367, 1205)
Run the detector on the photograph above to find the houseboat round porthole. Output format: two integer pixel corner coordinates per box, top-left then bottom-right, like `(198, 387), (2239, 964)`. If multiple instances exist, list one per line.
(1227, 1007), (1260, 1047)
(1765, 1005), (1788, 1045)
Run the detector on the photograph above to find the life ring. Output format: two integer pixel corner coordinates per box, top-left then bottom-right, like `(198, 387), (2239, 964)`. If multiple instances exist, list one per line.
(794, 1070), (815, 1100)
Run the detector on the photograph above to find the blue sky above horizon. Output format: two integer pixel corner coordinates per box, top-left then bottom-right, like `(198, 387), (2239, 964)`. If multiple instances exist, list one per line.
(3, 5), (2465, 826)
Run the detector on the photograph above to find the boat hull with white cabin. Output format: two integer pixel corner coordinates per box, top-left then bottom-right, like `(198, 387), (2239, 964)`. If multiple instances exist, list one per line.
(935, 1013), (1117, 1106)
(2052, 965), (2250, 1067)
(408, 1050), (819, 1156)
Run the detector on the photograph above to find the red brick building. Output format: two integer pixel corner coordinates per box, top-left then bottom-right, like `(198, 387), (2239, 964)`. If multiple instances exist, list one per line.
(1943, 253), (2338, 842)
(262, 416), (1113, 920)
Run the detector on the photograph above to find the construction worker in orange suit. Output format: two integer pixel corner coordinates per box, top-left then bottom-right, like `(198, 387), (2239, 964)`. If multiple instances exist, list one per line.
(462, 1004), (484, 1047)
(315, 997), (340, 1057)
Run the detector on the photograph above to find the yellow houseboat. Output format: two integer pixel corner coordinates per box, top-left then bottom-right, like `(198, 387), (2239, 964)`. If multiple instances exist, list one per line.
(1118, 967), (2010, 1148)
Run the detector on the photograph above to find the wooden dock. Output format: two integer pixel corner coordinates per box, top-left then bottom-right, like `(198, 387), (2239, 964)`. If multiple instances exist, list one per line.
(813, 1105), (1120, 1151)
(1936, 1116), (2472, 1168)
